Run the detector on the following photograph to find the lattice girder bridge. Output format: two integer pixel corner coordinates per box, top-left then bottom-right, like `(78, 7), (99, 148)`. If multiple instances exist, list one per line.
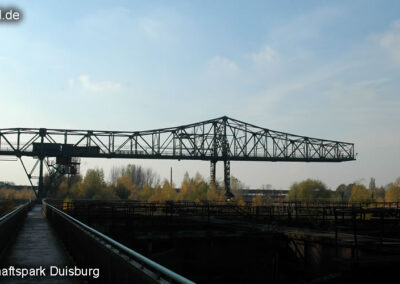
(0, 116), (355, 198)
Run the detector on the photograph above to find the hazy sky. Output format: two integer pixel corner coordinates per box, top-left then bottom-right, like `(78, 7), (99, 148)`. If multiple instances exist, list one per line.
(0, 0), (399, 190)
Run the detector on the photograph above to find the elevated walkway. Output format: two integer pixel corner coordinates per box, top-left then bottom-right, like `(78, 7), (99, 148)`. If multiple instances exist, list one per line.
(2, 204), (74, 283)
(0, 202), (194, 283)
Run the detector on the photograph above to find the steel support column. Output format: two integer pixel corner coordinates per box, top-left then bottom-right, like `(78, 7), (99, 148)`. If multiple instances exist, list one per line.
(38, 128), (46, 199)
(224, 160), (233, 199)
(210, 160), (216, 186)
(38, 158), (44, 199)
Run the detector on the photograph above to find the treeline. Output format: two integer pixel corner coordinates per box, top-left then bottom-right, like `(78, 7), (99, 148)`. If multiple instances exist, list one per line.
(3, 163), (399, 204)
(45, 164), (239, 203)
(286, 177), (400, 202)
(0, 187), (35, 200)
(0, 187), (34, 217)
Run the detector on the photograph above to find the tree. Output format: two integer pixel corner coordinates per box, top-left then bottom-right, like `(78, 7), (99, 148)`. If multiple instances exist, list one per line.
(83, 169), (106, 199)
(110, 164), (160, 189)
(109, 165), (123, 185)
(349, 184), (371, 202)
(287, 182), (300, 201)
(70, 180), (85, 199)
(369, 178), (376, 190)
(43, 173), (67, 197)
(125, 164), (160, 188)
(114, 183), (131, 199)
(374, 187), (385, 201)
(369, 177), (376, 199)
(395, 177), (400, 187)
(335, 183), (354, 202)
(230, 176), (246, 204)
(114, 175), (135, 199)
(81, 169), (117, 200)
(56, 181), (69, 198)
(204, 183), (223, 202)
(385, 184), (400, 202)
(147, 180), (176, 202)
(336, 184), (346, 202)
(0, 187), (35, 200)
(161, 180), (176, 201)
(138, 183), (153, 200)
(252, 195), (263, 206)
(287, 179), (332, 202)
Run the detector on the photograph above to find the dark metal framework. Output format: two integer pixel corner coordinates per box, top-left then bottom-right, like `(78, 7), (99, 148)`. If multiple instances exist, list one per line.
(0, 116), (355, 197)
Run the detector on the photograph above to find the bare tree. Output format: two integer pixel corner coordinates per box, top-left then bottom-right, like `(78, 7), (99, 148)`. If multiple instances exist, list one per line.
(110, 164), (160, 189)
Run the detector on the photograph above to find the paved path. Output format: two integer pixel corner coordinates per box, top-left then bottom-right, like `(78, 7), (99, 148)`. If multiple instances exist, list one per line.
(2, 204), (76, 283)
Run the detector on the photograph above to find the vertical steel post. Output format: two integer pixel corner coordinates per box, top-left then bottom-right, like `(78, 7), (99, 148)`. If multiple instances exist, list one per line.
(222, 117), (233, 199)
(224, 159), (232, 199)
(210, 160), (216, 186)
(352, 210), (359, 263)
(38, 158), (44, 198)
(210, 121), (218, 187)
(170, 167), (173, 186)
(334, 208), (338, 256)
(38, 128), (46, 199)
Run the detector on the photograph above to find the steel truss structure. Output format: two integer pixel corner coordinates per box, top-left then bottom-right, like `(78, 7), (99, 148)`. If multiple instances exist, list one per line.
(0, 116), (355, 198)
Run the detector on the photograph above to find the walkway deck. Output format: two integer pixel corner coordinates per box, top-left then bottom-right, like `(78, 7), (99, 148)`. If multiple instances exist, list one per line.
(2, 204), (75, 283)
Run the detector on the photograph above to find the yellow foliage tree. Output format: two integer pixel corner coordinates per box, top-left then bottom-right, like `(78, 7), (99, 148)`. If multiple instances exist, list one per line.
(252, 195), (263, 206)
(56, 181), (69, 198)
(349, 184), (371, 202)
(385, 184), (400, 202)
(138, 183), (154, 200)
(206, 184), (225, 202)
(0, 188), (35, 200)
(161, 180), (176, 201)
(70, 182), (85, 199)
(115, 175), (136, 199)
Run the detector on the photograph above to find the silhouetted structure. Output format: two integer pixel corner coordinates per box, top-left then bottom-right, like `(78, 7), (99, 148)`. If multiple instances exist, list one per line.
(0, 116), (355, 198)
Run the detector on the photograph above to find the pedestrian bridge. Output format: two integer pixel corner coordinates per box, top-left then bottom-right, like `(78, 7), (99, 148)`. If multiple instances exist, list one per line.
(0, 201), (195, 283)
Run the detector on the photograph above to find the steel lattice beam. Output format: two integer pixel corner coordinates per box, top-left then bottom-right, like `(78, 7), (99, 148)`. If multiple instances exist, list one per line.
(0, 116), (355, 198)
(0, 116), (355, 161)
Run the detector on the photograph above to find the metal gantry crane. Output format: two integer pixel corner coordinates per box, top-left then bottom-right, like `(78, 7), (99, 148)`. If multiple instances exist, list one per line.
(0, 116), (355, 198)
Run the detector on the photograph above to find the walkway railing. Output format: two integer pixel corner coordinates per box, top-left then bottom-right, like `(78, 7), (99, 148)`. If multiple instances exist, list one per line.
(43, 200), (195, 284)
(0, 201), (33, 260)
(46, 199), (400, 244)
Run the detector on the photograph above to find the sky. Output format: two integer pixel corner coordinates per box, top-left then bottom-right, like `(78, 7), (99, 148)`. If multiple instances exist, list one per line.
(0, 0), (399, 190)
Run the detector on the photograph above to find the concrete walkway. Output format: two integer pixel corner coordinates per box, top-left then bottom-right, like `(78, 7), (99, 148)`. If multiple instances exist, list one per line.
(2, 204), (75, 283)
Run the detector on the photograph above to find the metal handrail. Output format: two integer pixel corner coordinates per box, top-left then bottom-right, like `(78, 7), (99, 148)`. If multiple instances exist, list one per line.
(43, 201), (195, 284)
(0, 202), (29, 224)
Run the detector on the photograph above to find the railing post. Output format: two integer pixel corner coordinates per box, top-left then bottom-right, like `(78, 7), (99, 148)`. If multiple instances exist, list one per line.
(207, 204), (210, 223)
(352, 210), (359, 263)
(380, 211), (384, 252)
(334, 208), (338, 256)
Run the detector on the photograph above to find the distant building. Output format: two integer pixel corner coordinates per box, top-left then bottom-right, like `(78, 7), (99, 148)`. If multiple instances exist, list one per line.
(237, 189), (289, 202)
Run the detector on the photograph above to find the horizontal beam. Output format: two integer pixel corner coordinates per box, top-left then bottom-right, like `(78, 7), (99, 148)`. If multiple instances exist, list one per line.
(0, 150), (355, 162)
(0, 116), (355, 162)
